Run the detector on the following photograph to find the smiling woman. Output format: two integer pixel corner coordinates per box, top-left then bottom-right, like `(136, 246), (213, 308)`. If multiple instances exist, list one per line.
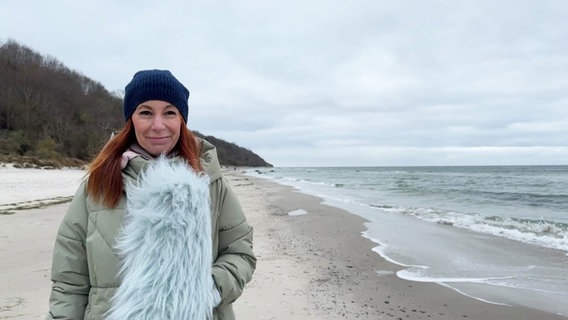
(46, 69), (256, 320)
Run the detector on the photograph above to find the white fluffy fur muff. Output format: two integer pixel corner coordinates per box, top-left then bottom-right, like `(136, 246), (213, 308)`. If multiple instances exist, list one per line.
(106, 157), (217, 320)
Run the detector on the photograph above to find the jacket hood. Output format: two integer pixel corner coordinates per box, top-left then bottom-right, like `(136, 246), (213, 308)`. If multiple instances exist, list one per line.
(199, 138), (223, 182)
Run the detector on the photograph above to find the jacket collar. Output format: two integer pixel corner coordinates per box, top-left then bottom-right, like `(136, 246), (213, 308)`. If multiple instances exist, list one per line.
(122, 138), (223, 184)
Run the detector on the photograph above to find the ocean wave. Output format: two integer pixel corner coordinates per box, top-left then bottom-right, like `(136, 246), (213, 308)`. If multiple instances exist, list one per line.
(279, 176), (339, 188)
(381, 205), (568, 253)
(462, 190), (568, 210)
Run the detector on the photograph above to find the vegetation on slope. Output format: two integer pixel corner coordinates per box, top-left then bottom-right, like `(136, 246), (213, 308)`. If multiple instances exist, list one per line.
(0, 40), (272, 167)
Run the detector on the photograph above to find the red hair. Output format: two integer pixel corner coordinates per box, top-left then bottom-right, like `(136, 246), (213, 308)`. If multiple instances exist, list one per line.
(86, 119), (203, 208)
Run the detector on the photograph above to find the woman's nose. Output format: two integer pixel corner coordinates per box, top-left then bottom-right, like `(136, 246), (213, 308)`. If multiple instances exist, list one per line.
(151, 116), (166, 130)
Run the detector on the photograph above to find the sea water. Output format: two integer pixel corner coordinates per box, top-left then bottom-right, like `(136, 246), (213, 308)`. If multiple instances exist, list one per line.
(248, 166), (568, 316)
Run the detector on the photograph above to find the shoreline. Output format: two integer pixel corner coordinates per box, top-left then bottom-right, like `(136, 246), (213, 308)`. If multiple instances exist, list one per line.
(229, 171), (566, 319)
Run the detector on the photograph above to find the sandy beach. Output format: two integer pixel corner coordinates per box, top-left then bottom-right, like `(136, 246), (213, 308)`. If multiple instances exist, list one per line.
(0, 170), (566, 319)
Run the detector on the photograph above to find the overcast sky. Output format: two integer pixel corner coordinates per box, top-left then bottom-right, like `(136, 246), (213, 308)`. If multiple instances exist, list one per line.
(2, 1), (567, 167)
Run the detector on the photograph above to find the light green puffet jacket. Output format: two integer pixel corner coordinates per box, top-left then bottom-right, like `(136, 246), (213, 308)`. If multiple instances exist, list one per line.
(47, 139), (256, 320)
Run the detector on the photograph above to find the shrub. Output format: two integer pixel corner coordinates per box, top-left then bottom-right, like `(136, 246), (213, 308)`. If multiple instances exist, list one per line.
(35, 138), (61, 159)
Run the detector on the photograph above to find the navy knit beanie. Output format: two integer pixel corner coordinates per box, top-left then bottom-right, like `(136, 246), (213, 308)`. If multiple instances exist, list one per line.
(123, 69), (189, 122)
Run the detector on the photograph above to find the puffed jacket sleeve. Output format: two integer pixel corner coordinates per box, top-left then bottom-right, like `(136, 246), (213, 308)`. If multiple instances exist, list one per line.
(211, 177), (256, 305)
(46, 183), (90, 319)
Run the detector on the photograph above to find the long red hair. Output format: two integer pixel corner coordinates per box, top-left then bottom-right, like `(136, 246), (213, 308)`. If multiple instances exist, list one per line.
(86, 119), (203, 208)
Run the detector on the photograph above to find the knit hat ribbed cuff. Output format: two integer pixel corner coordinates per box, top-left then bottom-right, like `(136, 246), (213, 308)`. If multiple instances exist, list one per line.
(123, 69), (189, 122)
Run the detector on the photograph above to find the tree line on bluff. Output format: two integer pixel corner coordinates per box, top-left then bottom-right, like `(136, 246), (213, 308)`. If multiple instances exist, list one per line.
(0, 40), (272, 167)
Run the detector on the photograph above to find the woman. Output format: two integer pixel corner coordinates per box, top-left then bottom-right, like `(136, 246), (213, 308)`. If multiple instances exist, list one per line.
(47, 70), (256, 320)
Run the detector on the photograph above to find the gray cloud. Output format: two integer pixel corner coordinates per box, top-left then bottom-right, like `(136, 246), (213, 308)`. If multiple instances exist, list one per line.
(1, 0), (567, 166)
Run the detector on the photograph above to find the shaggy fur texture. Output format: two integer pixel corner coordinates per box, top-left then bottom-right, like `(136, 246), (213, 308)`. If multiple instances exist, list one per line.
(106, 157), (216, 320)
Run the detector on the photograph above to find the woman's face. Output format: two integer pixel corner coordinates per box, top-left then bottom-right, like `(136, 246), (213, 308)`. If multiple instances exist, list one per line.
(131, 100), (182, 156)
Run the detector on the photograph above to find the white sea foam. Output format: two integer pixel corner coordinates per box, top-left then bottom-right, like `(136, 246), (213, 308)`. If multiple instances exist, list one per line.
(288, 209), (308, 216)
(396, 267), (513, 284)
(384, 205), (568, 253)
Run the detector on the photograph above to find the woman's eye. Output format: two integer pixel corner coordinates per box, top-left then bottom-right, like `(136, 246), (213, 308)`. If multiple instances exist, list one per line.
(139, 110), (152, 116)
(165, 110), (178, 116)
